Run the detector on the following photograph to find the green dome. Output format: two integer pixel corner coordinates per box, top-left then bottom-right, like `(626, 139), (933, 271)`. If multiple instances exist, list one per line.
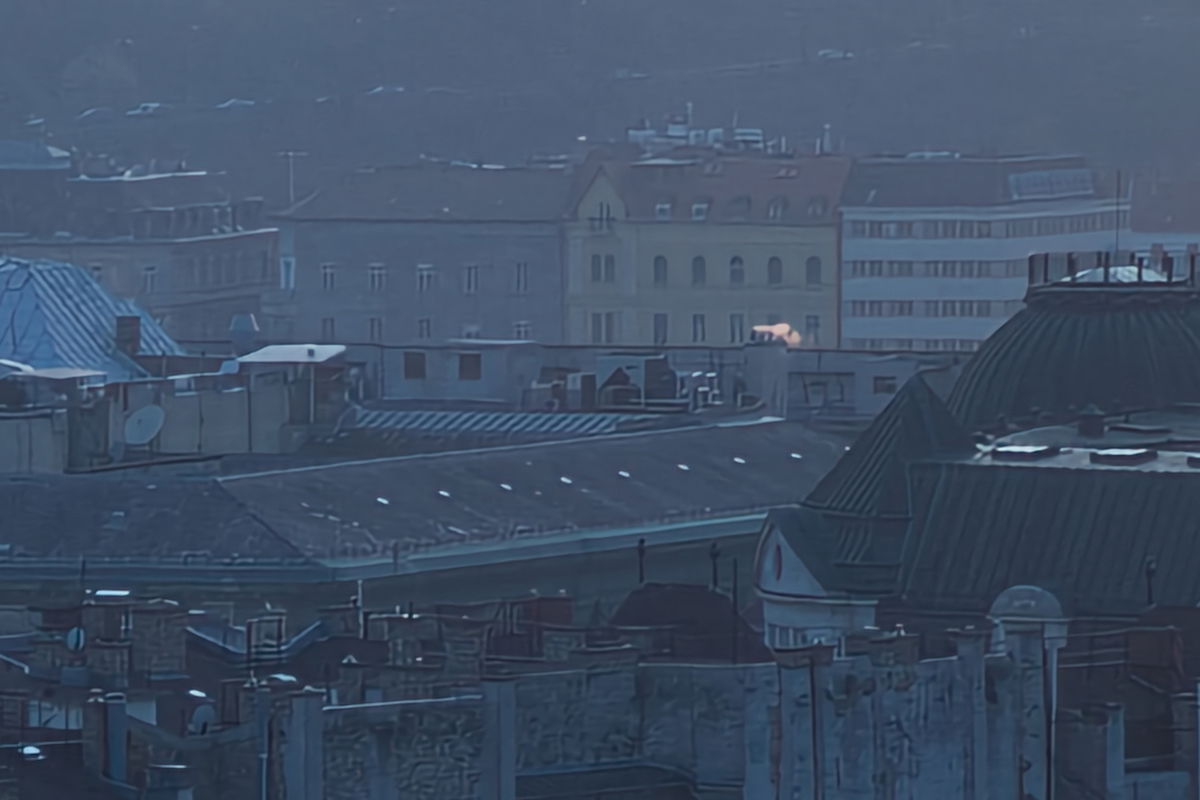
(948, 275), (1200, 428)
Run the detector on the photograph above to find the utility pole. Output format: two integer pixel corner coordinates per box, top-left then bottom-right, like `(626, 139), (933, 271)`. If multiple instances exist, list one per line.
(278, 151), (308, 207)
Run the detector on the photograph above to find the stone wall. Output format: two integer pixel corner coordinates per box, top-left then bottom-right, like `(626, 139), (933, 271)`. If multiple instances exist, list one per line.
(322, 696), (485, 800)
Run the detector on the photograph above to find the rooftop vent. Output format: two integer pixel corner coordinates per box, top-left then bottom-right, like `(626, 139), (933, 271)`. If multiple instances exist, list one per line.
(991, 445), (1061, 462)
(1089, 448), (1158, 466)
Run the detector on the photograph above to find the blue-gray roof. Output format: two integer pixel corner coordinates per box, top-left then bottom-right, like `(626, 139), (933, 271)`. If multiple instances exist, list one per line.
(0, 258), (183, 380)
(0, 141), (71, 171)
(351, 408), (661, 437)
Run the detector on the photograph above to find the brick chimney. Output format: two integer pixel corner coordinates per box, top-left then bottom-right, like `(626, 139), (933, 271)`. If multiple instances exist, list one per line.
(115, 316), (141, 357)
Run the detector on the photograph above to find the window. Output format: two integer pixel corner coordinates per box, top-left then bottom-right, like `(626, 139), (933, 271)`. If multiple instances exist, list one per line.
(728, 195), (752, 217)
(691, 203), (709, 221)
(867, 261), (884, 277)
(590, 312), (617, 344)
(924, 301), (940, 316)
(461, 324), (482, 339)
(691, 313), (707, 343)
(368, 263), (386, 292)
(368, 317), (383, 343)
(321, 317), (335, 340)
(873, 376), (898, 394)
(888, 261), (914, 277)
(280, 257), (296, 289)
(804, 315), (820, 345)
(463, 264), (479, 295)
(513, 320), (532, 339)
(691, 256), (707, 286)
(807, 196), (829, 218)
(653, 313), (669, 345)
(894, 339), (914, 350)
(591, 254), (603, 282)
(767, 197), (788, 220)
(653, 256), (668, 287)
(458, 352), (482, 381)
(417, 264), (436, 292)
(514, 262), (529, 294)
(403, 351), (426, 380)
(893, 301), (913, 316)
(729, 256), (745, 286)
(729, 313), (745, 343)
(849, 220), (868, 238)
(942, 301), (958, 317)
(141, 265), (158, 293)
(655, 202), (672, 220)
(768, 257), (783, 286)
(603, 254), (616, 283)
(805, 256), (822, 286)
(417, 317), (432, 339)
(321, 263), (336, 291)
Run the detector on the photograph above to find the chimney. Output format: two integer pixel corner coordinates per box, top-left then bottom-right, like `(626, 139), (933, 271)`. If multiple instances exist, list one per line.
(143, 764), (195, 800)
(115, 316), (141, 357)
(1077, 404), (1106, 438)
(103, 692), (128, 783)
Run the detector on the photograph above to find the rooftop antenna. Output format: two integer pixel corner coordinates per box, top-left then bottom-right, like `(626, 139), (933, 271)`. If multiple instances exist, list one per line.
(278, 150), (309, 207)
(1113, 169), (1123, 257)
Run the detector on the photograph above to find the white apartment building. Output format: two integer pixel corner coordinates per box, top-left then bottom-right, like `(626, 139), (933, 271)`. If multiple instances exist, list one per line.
(840, 154), (1129, 352)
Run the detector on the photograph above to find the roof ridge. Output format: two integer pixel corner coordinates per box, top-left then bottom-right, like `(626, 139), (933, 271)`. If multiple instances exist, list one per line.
(209, 479), (313, 561)
(217, 416), (784, 483)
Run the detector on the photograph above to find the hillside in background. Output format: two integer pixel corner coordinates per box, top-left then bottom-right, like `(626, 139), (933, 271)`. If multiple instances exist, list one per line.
(1, 0), (1197, 204)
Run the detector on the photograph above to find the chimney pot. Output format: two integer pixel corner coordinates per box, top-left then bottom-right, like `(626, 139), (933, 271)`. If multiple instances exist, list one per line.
(115, 316), (141, 357)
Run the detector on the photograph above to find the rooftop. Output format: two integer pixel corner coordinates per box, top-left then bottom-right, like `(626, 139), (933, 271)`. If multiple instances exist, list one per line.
(0, 258), (183, 380)
(0, 141), (71, 171)
(582, 154), (851, 226)
(276, 162), (573, 222)
(842, 153), (1109, 208)
(0, 419), (848, 561)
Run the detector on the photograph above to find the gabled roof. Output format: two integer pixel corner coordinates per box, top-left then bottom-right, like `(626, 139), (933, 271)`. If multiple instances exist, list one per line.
(804, 372), (973, 517)
(275, 162), (572, 222)
(0, 258), (183, 380)
(577, 153), (850, 226)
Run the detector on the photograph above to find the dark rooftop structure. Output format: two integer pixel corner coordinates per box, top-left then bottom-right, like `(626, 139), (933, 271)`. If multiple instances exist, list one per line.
(276, 161), (573, 222)
(769, 250), (1200, 619)
(0, 141), (72, 171)
(0, 418), (847, 562)
(841, 153), (1109, 208)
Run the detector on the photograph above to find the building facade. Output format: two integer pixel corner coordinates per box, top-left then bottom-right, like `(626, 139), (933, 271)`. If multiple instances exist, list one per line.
(272, 163), (570, 346)
(840, 153), (1129, 352)
(0, 168), (279, 343)
(565, 153), (849, 347)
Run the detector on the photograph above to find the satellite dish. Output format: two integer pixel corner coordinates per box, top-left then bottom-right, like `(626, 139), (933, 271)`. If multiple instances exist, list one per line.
(65, 627), (86, 652)
(125, 404), (165, 446)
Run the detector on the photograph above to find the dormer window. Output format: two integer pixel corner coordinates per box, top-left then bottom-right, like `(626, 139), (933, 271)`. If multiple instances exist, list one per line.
(808, 196), (829, 218)
(728, 195), (752, 217)
(691, 202), (710, 221)
(768, 197), (789, 221)
(655, 202), (672, 221)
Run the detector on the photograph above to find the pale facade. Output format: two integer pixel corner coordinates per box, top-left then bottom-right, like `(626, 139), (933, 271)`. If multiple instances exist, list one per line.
(565, 161), (844, 348)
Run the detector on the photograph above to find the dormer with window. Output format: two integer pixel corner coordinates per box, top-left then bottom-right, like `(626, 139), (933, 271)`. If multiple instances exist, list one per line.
(728, 195), (752, 219)
(807, 195), (829, 219)
(655, 201), (673, 221)
(767, 196), (789, 221)
(691, 202), (710, 222)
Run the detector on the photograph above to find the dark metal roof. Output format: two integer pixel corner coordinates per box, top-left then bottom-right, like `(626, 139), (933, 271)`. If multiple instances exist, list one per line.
(842, 154), (1100, 207)
(0, 420), (849, 561)
(947, 279), (1200, 428)
(0, 141), (71, 171)
(805, 372), (972, 517)
(351, 408), (661, 437)
(900, 458), (1200, 615)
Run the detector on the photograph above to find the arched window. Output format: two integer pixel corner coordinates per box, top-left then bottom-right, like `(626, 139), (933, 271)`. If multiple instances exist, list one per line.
(806, 256), (822, 286)
(691, 256), (707, 286)
(768, 257), (784, 286)
(653, 256), (668, 287)
(729, 256), (745, 286)
(768, 197), (789, 221)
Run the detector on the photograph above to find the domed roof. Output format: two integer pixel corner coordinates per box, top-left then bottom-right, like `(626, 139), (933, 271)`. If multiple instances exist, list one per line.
(948, 270), (1200, 427)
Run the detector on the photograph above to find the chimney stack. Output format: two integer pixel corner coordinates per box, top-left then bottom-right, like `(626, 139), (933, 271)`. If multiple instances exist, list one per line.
(115, 316), (141, 357)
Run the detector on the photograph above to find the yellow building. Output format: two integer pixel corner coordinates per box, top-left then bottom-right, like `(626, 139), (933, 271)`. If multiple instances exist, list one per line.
(565, 153), (849, 347)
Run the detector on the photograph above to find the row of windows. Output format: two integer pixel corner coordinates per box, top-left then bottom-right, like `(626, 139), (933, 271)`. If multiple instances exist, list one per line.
(846, 260), (1029, 279)
(401, 351), (483, 382)
(93, 250), (275, 294)
(317, 262), (532, 294)
(845, 337), (984, 352)
(846, 211), (1129, 240)
(590, 254), (823, 287)
(589, 312), (823, 345)
(316, 317), (533, 343)
(845, 299), (1024, 318)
